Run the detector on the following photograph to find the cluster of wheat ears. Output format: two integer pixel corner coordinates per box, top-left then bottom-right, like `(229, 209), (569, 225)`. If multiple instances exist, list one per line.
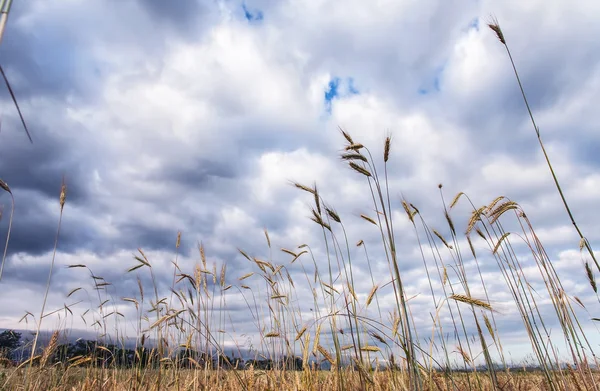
(0, 20), (598, 391)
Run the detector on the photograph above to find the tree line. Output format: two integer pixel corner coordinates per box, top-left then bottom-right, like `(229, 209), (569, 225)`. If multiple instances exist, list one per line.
(0, 330), (303, 370)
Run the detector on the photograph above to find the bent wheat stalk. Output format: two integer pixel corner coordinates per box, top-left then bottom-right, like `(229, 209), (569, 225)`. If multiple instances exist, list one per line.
(488, 18), (599, 274)
(26, 181), (66, 390)
(0, 178), (14, 284)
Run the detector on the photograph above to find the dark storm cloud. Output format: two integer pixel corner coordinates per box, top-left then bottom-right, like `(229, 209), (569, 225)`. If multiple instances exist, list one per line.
(0, 257), (72, 293)
(116, 222), (180, 252)
(0, 0), (243, 259)
(0, 192), (61, 256)
(0, 104), (102, 256)
(0, 188), (103, 257)
(154, 157), (240, 188)
(0, 1), (100, 102)
(0, 29), (86, 101)
(138, 0), (207, 32)
(0, 124), (90, 204)
(0, 0), (220, 107)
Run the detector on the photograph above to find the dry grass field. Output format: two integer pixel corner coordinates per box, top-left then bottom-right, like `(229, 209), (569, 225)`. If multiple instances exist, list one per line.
(3, 367), (595, 391)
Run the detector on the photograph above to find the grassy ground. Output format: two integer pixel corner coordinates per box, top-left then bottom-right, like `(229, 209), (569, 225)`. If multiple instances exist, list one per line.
(2, 367), (593, 391)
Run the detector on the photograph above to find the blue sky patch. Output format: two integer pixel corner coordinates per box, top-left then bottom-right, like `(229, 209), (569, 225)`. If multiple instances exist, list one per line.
(324, 78), (339, 113)
(325, 78), (340, 103)
(468, 17), (479, 31)
(242, 3), (264, 22)
(418, 63), (446, 95)
(324, 77), (359, 113)
(347, 77), (359, 95)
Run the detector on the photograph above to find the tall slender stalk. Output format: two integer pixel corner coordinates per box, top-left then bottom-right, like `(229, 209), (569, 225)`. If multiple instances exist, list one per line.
(0, 178), (13, 284)
(26, 180), (66, 391)
(488, 18), (599, 274)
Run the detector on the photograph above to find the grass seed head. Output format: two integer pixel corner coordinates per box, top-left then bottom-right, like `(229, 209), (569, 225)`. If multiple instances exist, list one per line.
(466, 206), (487, 235)
(361, 345), (381, 352)
(263, 228), (271, 248)
(317, 345), (334, 364)
(493, 232), (511, 254)
(59, 182), (67, 210)
(483, 314), (495, 340)
(585, 262), (597, 293)
(237, 248), (251, 262)
(200, 243), (207, 267)
(370, 331), (386, 345)
(580, 238), (586, 250)
(392, 316), (400, 337)
(295, 326), (307, 341)
(341, 152), (368, 163)
(220, 264), (227, 287)
(349, 162), (372, 176)
(487, 195), (506, 214)
(384, 136), (391, 162)
(40, 330), (60, 368)
(450, 294), (493, 311)
(449, 192), (465, 209)
(456, 345), (472, 364)
(313, 184), (321, 215)
(281, 248), (297, 257)
(445, 211), (456, 235)
(467, 235), (477, 258)
(0, 178), (11, 194)
(339, 127), (354, 144)
(433, 229), (451, 249)
(290, 250), (307, 263)
(345, 143), (364, 151)
(239, 272), (254, 281)
(360, 214), (377, 225)
(366, 285), (378, 307)
(293, 182), (316, 195)
(402, 200), (417, 222)
(487, 17), (506, 44)
(487, 200), (519, 223)
(325, 206), (341, 223)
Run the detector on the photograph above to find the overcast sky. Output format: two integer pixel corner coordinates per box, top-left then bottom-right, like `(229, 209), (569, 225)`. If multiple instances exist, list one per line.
(0, 0), (599, 365)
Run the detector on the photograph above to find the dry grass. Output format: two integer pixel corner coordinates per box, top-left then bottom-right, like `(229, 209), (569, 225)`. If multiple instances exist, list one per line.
(2, 368), (599, 391)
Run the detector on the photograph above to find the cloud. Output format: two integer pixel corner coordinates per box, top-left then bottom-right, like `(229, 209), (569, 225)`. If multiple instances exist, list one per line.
(0, 0), (598, 365)
(139, 0), (208, 30)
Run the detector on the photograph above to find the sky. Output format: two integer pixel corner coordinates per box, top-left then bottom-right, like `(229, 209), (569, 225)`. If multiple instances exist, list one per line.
(1, 0), (600, 366)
